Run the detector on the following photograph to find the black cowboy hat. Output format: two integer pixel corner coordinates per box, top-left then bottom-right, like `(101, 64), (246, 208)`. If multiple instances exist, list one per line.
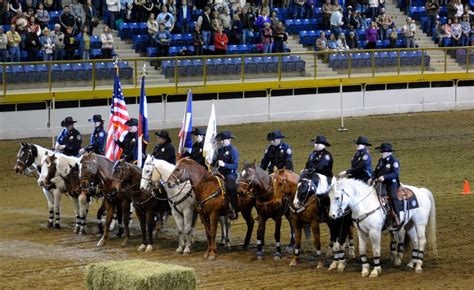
(155, 130), (172, 142)
(352, 136), (372, 146)
(216, 131), (235, 140)
(191, 128), (206, 136)
(88, 114), (104, 123)
(311, 135), (331, 147)
(125, 118), (138, 126)
(266, 130), (286, 141)
(375, 143), (395, 152)
(61, 116), (77, 127)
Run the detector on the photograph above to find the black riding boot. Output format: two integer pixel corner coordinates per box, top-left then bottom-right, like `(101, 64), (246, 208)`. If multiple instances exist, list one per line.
(228, 193), (238, 220)
(390, 199), (401, 229)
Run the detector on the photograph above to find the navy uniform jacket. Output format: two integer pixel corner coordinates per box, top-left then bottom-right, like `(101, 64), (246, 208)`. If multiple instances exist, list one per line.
(85, 127), (106, 155)
(347, 148), (372, 182)
(260, 142), (294, 173)
(57, 128), (82, 157)
(183, 141), (206, 168)
(215, 144), (239, 177)
(152, 142), (176, 165)
(117, 131), (137, 163)
(371, 155), (400, 186)
(305, 149), (334, 178)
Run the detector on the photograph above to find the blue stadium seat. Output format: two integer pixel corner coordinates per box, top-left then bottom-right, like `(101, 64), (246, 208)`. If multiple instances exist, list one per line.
(162, 60), (175, 77)
(95, 62), (109, 79)
(193, 59), (203, 75)
(61, 63), (74, 80)
(90, 35), (102, 49)
(118, 61), (133, 79)
(138, 22), (148, 34)
(282, 55), (295, 71)
(133, 34), (149, 52)
(400, 51), (410, 65)
(72, 63), (87, 80)
(255, 56), (266, 72)
(49, 11), (60, 24)
(228, 45), (239, 54)
(264, 56), (278, 73)
(214, 58), (225, 74)
(23, 65), (38, 82)
(224, 57), (237, 74)
(238, 44), (250, 54)
(244, 57), (256, 73)
(120, 22), (131, 39)
(299, 31), (308, 45)
(169, 46), (179, 56)
(36, 64), (49, 82)
(51, 63), (63, 81)
(302, 19), (311, 30)
(205, 58), (215, 75)
(129, 22), (140, 35)
(184, 33), (193, 46)
(90, 49), (103, 59)
(147, 47), (158, 57)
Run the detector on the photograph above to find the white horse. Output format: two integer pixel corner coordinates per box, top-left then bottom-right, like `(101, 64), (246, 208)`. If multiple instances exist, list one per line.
(140, 155), (196, 254)
(14, 143), (61, 228)
(37, 152), (90, 233)
(329, 178), (437, 277)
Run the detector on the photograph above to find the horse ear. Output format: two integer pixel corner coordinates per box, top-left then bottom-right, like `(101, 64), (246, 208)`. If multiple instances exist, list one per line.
(21, 141), (25, 146)
(252, 159), (256, 166)
(331, 176), (337, 185)
(273, 166), (278, 173)
(243, 160), (247, 167)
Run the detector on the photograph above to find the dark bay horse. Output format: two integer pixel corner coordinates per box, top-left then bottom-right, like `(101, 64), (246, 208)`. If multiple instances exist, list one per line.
(167, 158), (255, 260)
(240, 161), (294, 260)
(112, 159), (169, 252)
(79, 153), (130, 246)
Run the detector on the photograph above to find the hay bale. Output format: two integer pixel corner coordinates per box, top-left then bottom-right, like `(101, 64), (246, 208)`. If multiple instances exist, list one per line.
(85, 259), (196, 290)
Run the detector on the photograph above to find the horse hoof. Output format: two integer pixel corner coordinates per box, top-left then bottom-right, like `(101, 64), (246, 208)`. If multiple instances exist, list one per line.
(289, 258), (298, 266)
(176, 246), (184, 253)
(362, 271), (369, 278)
(226, 243), (232, 250)
(97, 239), (105, 247)
(80, 228), (87, 235)
(316, 261), (324, 269)
(242, 244), (248, 251)
(145, 245), (153, 252)
(257, 251), (264, 260)
(273, 254), (282, 261)
(369, 267), (381, 278)
(285, 246), (294, 254)
(349, 247), (356, 258)
(337, 266), (345, 273)
(415, 267), (423, 273)
(203, 252), (209, 259)
(121, 240), (128, 247)
(47, 222), (54, 228)
(394, 258), (402, 266)
(208, 255), (216, 261)
(54, 224), (61, 229)
(328, 261), (338, 271)
(407, 261), (415, 269)
(138, 244), (146, 251)
(183, 249), (191, 256)
(73, 226), (80, 234)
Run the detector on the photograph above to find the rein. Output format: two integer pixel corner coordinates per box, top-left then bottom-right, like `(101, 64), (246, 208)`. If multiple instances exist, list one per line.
(336, 184), (382, 228)
(290, 194), (317, 214)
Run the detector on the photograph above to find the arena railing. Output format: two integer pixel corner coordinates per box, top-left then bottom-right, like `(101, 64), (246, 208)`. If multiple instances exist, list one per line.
(0, 46), (472, 104)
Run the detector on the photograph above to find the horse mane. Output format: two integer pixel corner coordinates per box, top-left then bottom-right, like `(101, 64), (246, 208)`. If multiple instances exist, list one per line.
(333, 178), (373, 197)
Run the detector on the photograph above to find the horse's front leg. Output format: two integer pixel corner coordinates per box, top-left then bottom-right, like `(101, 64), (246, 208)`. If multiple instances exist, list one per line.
(393, 228), (406, 266)
(273, 214), (283, 260)
(241, 206), (254, 250)
(97, 199), (114, 247)
(406, 225), (419, 270)
(172, 208), (185, 254)
(71, 197), (80, 233)
(136, 207), (147, 251)
(256, 213), (267, 259)
(146, 209), (155, 252)
(289, 216), (302, 266)
(200, 213), (211, 259)
(368, 229), (382, 278)
(311, 220), (323, 269)
(121, 199), (131, 246)
(183, 208), (194, 255)
(53, 189), (62, 229)
(414, 224), (427, 273)
(356, 228), (370, 277)
(96, 199), (106, 236)
(208, 212), (219, 260)
(284, 211), (295, 252)
(78, 193), (90, 234)
(347, 222), (356, 258)
(43, 188), (54, 228)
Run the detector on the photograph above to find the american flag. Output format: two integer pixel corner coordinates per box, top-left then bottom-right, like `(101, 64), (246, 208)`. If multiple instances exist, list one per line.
(178, 90), (193, 154)
(105, 71), (130, 160)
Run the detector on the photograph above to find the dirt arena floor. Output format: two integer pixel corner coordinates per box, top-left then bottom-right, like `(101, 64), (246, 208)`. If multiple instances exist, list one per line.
(1, 110), (474, 289)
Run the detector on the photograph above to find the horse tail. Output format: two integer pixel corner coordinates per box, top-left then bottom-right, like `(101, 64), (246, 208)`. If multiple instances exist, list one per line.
(424, 188), (438, 257)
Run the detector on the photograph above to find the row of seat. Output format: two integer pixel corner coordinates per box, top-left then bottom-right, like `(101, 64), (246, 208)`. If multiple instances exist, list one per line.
(299, 29), (406, 46)
(409, 6), (449, 21)
(328, 51), (431, 69)
(146, 43), (291, 57)
(455, 49), (474, 65)
(160, 55), (305, 77)
(1, 61), (133, 83)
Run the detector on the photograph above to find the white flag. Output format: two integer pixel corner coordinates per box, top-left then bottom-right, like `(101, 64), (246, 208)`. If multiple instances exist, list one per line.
(203, 102), (217, 165)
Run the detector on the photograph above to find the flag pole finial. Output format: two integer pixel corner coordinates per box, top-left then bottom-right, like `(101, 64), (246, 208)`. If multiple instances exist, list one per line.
(113, 54), (120, 74)
(142, 64), (147, 77)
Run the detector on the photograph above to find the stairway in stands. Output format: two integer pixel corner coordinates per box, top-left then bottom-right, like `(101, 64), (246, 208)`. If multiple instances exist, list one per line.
(384, 0), (464, 72)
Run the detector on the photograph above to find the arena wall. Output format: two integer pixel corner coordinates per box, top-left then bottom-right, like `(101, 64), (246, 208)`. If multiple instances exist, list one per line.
(1, 85), (473, 140)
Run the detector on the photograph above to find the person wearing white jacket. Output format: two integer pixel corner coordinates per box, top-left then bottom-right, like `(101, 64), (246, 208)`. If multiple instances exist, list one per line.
(107, 0), (121, 30)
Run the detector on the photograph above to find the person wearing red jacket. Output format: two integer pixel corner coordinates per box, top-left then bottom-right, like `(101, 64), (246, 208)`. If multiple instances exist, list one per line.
(214, 26), (228, 55)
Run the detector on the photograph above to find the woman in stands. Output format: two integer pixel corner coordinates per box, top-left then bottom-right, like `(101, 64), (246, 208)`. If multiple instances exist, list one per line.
(214, 26), (228, 55)
(193, 24), (204, 55)
(365, 21), (378, 49)
(441, 18), (452, 46)
(100, 25), (114, 59)
(460, 14), (471, 46)
(328, 33), (338, 51)
(147, 13), (159, 41)
(450, 17), (462, 46)
(154, 23), (171, 60)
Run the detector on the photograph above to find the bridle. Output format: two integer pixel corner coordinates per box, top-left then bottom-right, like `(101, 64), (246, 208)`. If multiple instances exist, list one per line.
(296, 178), (315, 207)
(16, 145), (38, 176)
(333, 183), (378, 221)
(240, 167), (256, 195)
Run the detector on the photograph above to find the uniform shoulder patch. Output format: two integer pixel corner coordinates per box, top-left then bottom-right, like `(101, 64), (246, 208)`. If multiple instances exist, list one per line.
(99, 132), (104, 138)
(286, 148), (292, 155)
(161, 148), (165, 152)
(77, 135), (81, 140)
(362, 154), (368, 160)
(393, 162), (399, 168)
(225, 151), (229, 155)
(325, 154), (330, 160)
(264, 149), (268, 154)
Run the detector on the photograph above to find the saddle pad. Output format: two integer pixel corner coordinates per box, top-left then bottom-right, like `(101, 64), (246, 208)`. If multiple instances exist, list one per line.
(394, 193), (419, 212)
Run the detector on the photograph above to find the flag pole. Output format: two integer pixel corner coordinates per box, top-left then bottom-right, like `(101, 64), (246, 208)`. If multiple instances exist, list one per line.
(178, 89), (191, 155)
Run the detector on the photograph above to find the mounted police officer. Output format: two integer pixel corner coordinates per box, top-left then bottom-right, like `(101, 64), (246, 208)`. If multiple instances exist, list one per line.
(80, 114), (106, 155)
(182, 127), (207, 169)
(115, 118), (138, 163)
(305, 135), (333, 178)
(260, 130), (293, 174)
(152, 130), (176, 165)
(338, 136), (372, 183)
(215, 131), (239, 220)
(369, 143), (401, 227)
(55, 116), (82, 157)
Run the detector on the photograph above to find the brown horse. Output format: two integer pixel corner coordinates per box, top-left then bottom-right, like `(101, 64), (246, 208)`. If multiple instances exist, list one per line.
(79, 153), (131, 246)
(273, 168), (324, 268)
(111, 159), (169, 252)
(240, 161), (294, 260)
(167, 158), (255, 260)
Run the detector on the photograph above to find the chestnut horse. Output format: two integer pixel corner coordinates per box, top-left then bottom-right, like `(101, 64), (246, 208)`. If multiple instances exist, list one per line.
(240, 161), (294, 260)
(167, 158), (255, 260)
(79, 153), (130, 246)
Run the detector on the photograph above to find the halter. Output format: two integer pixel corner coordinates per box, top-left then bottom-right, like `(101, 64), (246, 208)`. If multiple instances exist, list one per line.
(334, 183), (380, 223)
(240, 168), (256, 195)
(16, 145), (38, 177)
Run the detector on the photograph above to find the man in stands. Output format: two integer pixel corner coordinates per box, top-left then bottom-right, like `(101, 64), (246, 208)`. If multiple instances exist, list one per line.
(52, 23), (65, 60)
(6, 24), (21, 62)
(197, 6), (212, 47)
(425, 0), (439, 37)
(260, 130), (293, 174)
(157, 5), (175, 32)
(80, 114), (106, 155)
(59, 5), (76, 33)
(56, 117), (82, 157)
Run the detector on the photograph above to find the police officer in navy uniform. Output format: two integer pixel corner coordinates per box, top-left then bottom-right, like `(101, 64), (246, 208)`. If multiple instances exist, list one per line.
(182, 128), (207, 169)
(152, 130), (176, 165)
(339, 136), (372, 183)
(305, 135), (333, 178)
(80, 114), (106, 155)
(369, 143), (401, 227)
(215, 131), (239, 220)
(56, 116), (82, 157)
(260, 130), (294, 174)
(115, 118), (138, 163)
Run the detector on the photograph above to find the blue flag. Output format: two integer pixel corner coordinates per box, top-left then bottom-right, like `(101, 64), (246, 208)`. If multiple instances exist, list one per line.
(136, 75), (148, 167)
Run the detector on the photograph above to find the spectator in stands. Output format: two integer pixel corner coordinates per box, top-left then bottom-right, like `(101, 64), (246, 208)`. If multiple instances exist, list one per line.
(330, 6), (344, 38)
(147, 13), (159, 40)
(197, 6), (212, 47)
(377, 8), (392, 41)
(336, 33), (349, 51)
(154, 23), (171, 59)
(60, 6), (77, 34)
(143, 0), (155, 22)
(193, 24), (204, 55)
(0, 27), (7, 62)
(168, 0), (178, 22)
(316, 32), (328, 62)
(9, 0), (22, 16)
(293, 0), (305, 19)
(388, 26), (398, 48)
(464, 5), (474, 23)
(29, 16), (41, 37)
(101, 25), (114, 59)
(304, 0), (315, 19)
(347, 30), (359, 49)
(211, 10), (221, 38)
(348, 10), (359, 30)
(78, 26), (90, 60)
(240, 7), (254, 45)
(52, 24), (65, 60)
(273, 21), (287, 53)
(368, 0), (379, 19)
(177, 0), (192, 34)
(425, 0), (439, 37)
(6, 24), (21, 62)
(262, 22), (272, 53)
(322, 0), (332, 30)
(446, 0), (457, 20)
(255, 8), (271, 31)
(85, 0), (98, 36)
(214, 26), (228, 55)
(64, 26), (77, 60)
(71, 0), (85, 29)
(328, 33), (338, 50)
(454, 0), (463, 19)
(365, 21), (378, 49)
(107, 0), (121, 31)
(441, 18), (452, 46)
(40, 27), (55, 61)
(270, 10), (279, 31)
(25, 24), (40, 61)
(402, 17), (416, 48)
(132, 0), (145, 22)
(450, 17), (462, 46)
(157, 5), (175, 32)
(460, 14), (471, 47)
(230, 14), (243, 44)
(43, 0), (55, 11)
(433, 20), (445, 45)
(195, 0), (206, 10)
(220, 7), (232, 37)
(35, 3), (50, 29)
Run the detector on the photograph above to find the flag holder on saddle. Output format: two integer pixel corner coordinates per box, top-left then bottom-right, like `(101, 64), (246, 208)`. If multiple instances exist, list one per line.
(375, 182), (417, 231)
